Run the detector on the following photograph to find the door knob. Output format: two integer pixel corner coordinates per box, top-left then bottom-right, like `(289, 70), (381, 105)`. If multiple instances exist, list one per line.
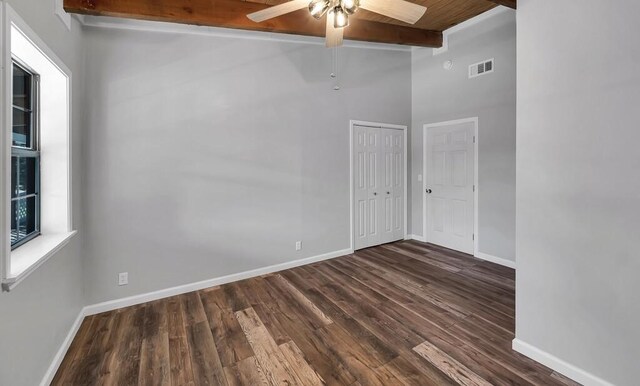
(426, 188), (432, 194)
(386, 191), (390, 195)
(373, 192), (377, 195)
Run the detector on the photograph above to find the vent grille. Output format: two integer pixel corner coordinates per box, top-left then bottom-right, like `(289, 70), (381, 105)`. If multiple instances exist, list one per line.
(469, 59), (494, 78)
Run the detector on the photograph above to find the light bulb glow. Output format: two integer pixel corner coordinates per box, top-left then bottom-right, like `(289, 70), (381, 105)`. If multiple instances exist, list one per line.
(333, 6), (349, 28)
(308, 0), (330, 19)
(341, 0), (358, 14)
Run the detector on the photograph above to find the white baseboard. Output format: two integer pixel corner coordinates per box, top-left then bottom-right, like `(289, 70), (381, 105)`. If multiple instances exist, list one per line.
(474, 251), (516, 269)
(405, 237), (515, 269)
(83, 248), (353, 316)
(408, 234), (426, 242)
(512, 339), (613, 386)
(40, 309), (85, 386)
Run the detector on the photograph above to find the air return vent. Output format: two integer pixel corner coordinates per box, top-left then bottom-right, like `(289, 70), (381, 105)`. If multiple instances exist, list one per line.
(469, 58), (494, 78)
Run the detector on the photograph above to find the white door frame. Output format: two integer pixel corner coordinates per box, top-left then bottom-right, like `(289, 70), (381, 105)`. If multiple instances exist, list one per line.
(349, 120), (408, 251)
(422, 117), (479, 256)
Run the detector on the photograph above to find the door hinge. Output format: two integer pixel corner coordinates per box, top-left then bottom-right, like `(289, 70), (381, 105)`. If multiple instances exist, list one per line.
(473, 136), (476, 143)
(472, 233), (475, 241)
(473, 185), (475, 192)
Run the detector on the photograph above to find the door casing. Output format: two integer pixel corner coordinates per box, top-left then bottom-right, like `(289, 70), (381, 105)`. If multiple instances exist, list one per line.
(349, 120), (408, 251)
(423, 117), (479, 256)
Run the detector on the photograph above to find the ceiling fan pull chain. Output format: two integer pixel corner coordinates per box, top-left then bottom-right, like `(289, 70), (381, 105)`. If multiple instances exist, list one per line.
(332, 46), (340, 90)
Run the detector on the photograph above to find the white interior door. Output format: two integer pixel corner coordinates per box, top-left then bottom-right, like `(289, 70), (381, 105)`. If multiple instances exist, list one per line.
(381, 128), (405, 243)
(353, 125), (405, 250)
(354, 125), (381, 249)
(424, 121), (475, 254)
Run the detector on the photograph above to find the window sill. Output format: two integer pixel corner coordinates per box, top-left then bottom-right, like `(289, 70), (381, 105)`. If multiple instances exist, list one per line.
(2, 230), (77, 291)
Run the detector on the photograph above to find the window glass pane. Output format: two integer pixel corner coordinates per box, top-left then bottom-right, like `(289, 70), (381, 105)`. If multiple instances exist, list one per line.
(13, 64), (32, 110)
(11, 196), (38, 247)
(11, 156), (38, 198)
(12, 107), (32, 147)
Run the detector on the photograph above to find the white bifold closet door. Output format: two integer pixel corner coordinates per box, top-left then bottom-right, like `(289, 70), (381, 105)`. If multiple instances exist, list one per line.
(353, 125), (404, 250)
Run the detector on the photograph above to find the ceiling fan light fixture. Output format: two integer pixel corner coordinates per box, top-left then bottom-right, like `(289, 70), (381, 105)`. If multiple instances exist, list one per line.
(341, 0), (359, 14)
(333, 6), (349, 28)
(309, 0), (331, 19)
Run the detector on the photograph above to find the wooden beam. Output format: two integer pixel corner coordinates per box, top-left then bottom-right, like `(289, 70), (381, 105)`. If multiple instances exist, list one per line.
(77, 0), (442, 47)
(487, 0), (516, 9)
(64, 0), (442, 47)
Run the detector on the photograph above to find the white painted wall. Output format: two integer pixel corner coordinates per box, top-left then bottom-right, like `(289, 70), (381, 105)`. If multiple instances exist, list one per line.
(516, 1), (640, 385)
(0, 1), (85, 385)
(411, 10), (516, 261)
(81, 23), (411, 304)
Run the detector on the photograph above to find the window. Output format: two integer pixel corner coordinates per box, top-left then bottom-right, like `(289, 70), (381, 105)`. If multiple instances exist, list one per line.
(11, 61), (41, 249)
(1, 4), (75, 291)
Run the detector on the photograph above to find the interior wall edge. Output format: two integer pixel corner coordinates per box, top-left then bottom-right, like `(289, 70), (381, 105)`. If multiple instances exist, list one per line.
(512, 339), (614, 386)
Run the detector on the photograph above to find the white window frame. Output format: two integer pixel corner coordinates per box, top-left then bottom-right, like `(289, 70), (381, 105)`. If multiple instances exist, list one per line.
(1, 3), (76, 291)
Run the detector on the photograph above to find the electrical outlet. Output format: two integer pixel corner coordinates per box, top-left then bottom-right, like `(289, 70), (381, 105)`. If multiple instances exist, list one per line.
(295, 241), (302, 251)
(118, 272), (128, 286)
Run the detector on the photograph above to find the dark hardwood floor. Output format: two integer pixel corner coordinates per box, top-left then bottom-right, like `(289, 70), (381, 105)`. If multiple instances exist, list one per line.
(52, 240), (579, 385)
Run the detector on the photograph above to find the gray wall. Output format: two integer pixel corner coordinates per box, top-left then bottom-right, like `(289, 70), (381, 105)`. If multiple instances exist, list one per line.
(82, 25), (411, 304)
(0, 1), (85, 385)
(516, 1), (640, 385)
(411, 10), (516, 261)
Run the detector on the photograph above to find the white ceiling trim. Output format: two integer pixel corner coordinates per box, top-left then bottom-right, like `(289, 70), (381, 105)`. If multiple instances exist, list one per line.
(79, 15), (412, 52)
(432, 6), (513, 55)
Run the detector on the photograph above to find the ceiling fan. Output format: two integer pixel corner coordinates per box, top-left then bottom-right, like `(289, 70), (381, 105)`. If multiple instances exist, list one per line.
(246, 0), (427, 47)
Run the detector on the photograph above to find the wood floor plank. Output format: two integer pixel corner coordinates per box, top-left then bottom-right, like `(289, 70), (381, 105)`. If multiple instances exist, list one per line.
(322, 258), (461, 330)
(200, 288), (255, 367)
(95, 310), (127, 385)
(51, 315), (96, 385)
(239, 277), (293, 345)
(381, 243), (464, 273)
(234, 307), (298, 385)
(271, 274), (333, 326)
(180, 292), (208, 326)
(223, 356), (270, 386)
(138, 300), (171, 386)
(185, 320), (228, 385)
(183, 288), (227, 385)
(278, 341), (325, 385)
(222, 282), (252, 312)
(350, 253), (471, 319)
(253, 285), (358, 385)
(413, 340), (493, 386)
(378, 356), (435, 386)
(167, 296), (195, 386)
(261, 275), (330, 331)
(313, 322), (403, 386)
(54, 240), (573, 386)
(68, 312), (115, 385)
(363, 247), (515, 312)
(111, 305), (147, 385)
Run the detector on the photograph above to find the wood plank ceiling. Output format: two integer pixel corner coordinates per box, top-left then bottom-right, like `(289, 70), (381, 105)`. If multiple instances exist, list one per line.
(64, 0), (516, 47)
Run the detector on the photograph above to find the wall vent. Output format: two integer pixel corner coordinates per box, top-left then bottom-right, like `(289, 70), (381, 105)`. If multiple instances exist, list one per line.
(469, 58), (494, 78)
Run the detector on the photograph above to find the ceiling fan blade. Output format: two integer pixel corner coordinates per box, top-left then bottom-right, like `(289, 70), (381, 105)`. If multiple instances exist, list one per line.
(359, 0), (426, 25)
(326, 12), (344, 47)
(247, 0), (309, 23)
